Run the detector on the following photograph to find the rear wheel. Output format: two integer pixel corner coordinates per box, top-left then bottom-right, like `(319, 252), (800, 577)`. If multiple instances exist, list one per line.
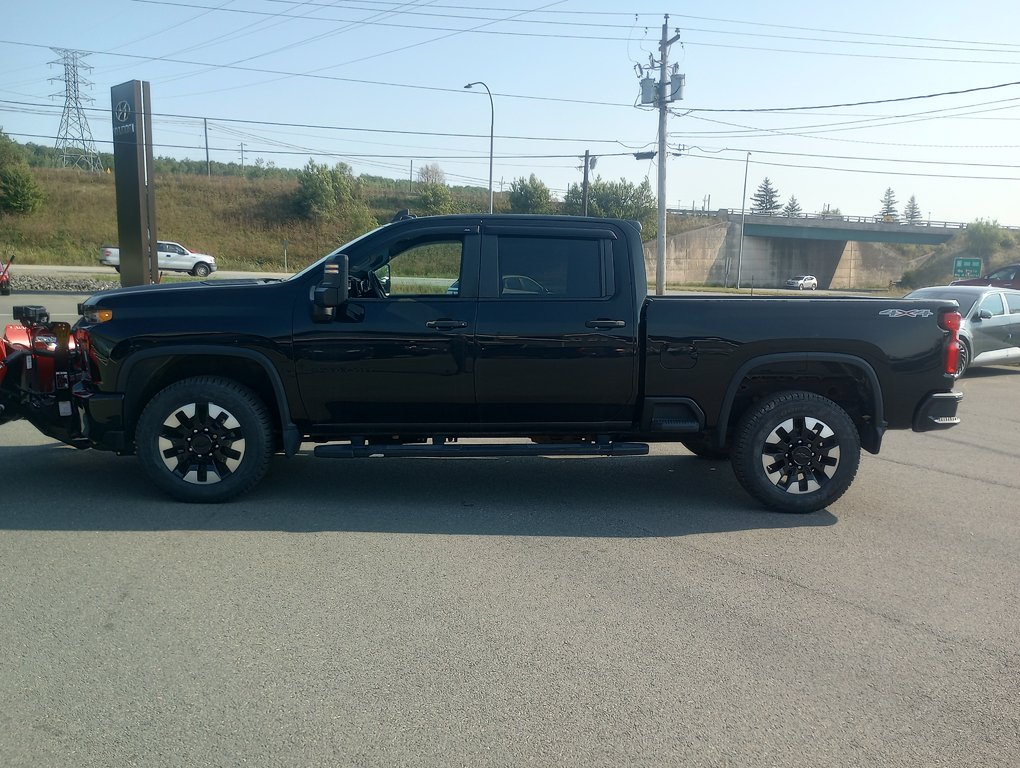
(135, 376), (273, 502)
(731, 391), (860, 513)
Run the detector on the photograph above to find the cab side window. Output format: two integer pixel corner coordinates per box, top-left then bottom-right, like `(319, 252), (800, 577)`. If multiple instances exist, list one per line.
(496, 236), (606, 299)
(371, 237), (463, 297)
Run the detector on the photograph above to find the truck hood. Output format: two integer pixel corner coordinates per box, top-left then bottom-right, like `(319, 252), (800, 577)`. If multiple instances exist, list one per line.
(84, 277), (282, 299)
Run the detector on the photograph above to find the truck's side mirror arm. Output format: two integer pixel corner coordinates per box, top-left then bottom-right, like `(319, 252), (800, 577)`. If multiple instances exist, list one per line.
(312, 255), (349, 322)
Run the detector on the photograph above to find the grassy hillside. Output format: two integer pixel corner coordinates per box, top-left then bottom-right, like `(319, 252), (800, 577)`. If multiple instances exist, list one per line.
(6, 166), (1014, 285)
(0, 168), (403, 272)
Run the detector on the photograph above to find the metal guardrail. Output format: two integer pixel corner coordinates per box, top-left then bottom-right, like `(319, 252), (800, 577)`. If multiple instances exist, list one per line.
(669, 209), (1020, 231)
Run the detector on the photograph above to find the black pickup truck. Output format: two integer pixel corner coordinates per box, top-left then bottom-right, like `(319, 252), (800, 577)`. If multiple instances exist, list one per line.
(0, 214), (963, 512)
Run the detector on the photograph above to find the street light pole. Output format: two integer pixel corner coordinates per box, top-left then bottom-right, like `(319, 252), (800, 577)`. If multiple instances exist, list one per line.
(464, 81), (494, 214)
(736, 151), (751, 290)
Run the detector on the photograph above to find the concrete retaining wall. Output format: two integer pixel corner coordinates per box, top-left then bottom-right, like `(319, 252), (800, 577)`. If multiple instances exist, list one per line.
(643, 223), (910, 289)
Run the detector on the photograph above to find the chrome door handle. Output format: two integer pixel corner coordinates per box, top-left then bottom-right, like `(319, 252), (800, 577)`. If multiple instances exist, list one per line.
(585, 319), (626, 329)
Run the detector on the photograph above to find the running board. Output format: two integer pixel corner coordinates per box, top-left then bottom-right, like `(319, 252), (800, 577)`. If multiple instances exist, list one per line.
(313, 440), (649, 459)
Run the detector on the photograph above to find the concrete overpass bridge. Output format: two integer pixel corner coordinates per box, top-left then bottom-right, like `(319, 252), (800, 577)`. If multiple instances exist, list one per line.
(648, 210), (972, 289)
(733, 211), (962, 246)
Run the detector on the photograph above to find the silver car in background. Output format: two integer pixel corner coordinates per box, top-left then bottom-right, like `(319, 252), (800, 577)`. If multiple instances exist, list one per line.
(904, 285), (1020, 376)
(785, 275), (818, 290)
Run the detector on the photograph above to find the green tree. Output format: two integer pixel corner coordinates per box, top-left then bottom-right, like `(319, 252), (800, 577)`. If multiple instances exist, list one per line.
(417, 182), (453, 215)
(879, 187), (898, 221)
(0, 128), (43, 215)
(562, 176), (656, 232)
(750, 177), (781, 215)
(507, 174), (552, 214)
(903, 195), (922, 223)
(293, 160), (376, 239)
(782, 195), (802, 217)
(0, 166), (44, 214)
(965, 218), (1003, 260)
(0, 128), (26, 168)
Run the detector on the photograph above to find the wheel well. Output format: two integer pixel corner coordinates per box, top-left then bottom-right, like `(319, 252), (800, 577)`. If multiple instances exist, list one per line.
(123, 355), (284, 448)
(721, 360), (882, 453)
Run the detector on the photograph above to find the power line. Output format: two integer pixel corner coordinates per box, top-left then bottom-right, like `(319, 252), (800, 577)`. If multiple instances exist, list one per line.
(124, 0), (1020, 65)
(684, 81), (1020, 114)
(0, 97), (644, 145)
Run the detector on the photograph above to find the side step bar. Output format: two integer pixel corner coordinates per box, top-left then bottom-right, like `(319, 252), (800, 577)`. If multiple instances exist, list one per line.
(313, 440), (649, 459)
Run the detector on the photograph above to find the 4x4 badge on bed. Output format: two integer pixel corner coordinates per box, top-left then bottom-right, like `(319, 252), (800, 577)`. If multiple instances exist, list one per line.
(879, 308), (934, 318)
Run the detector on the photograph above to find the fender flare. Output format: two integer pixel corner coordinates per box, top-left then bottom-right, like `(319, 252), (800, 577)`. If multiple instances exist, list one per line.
(116, 345), (301, 456)
(713, 352), (885, 452)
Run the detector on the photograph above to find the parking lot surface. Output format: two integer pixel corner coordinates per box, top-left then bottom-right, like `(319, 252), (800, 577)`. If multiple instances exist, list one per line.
(1, 293), (1018, 767)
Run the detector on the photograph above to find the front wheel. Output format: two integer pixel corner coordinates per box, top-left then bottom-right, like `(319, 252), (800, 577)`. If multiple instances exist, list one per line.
(191, 262), (212, 278)
(135, 376), (273, 502)
(955, 340), (970, 377)
(731, 391), (860, 513)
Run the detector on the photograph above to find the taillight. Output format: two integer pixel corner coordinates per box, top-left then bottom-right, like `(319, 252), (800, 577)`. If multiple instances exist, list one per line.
(939, 309), (962, 376)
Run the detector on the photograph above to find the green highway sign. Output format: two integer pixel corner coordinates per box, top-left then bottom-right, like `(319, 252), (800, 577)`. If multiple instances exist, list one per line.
(953, 257), (982, 279)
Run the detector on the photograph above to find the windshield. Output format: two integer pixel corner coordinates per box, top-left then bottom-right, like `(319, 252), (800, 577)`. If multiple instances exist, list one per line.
(285, 224), (388, 282)
(903, 287), (977, 316)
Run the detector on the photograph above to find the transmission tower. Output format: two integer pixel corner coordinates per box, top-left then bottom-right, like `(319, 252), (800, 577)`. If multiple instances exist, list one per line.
(49, 48), (103, 173)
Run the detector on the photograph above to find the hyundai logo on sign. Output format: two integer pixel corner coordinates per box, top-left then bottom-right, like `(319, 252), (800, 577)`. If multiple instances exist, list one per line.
(113, 99), (135, 137)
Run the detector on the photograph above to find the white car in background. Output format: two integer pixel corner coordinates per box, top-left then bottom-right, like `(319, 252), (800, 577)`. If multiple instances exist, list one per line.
(99, 241), (217, 277)
(785, 274), (818, 290)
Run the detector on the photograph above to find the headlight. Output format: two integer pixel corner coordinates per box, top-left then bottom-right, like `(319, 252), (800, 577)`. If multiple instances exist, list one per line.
(82, 307), (114, 323)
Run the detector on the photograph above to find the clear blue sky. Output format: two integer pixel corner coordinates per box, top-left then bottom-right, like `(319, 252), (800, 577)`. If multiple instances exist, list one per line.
(2, 1), (1019, 225)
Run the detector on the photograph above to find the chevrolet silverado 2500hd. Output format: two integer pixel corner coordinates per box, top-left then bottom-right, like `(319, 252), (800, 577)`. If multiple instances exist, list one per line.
(2, 214), (963, 512)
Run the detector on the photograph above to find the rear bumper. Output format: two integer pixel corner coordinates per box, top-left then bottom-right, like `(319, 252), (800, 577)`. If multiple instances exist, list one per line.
(913, 390), (963, 432)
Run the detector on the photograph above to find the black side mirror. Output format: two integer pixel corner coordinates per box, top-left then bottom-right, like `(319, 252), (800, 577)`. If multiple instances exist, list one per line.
(312, 255), (349, 321)
(976, 309), (993, 321)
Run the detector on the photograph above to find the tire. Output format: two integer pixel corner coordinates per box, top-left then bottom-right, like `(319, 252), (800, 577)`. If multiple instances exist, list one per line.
(680, 434), (729, 460)
(731, 391), (861, 513)
(191, 262), (212, 278)
(135, 376), (273, 503)
(0, 285), (10, 297)
(955, 340), (970, 378)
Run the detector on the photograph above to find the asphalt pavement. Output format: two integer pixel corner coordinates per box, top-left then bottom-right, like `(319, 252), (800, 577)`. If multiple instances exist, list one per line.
(0, 290), (1018, 768)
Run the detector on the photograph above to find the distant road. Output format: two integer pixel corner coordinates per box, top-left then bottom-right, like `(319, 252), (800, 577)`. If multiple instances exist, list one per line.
(13, 264), (291, 281)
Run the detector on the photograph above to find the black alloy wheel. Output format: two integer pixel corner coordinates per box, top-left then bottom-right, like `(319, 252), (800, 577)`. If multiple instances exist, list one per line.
(136, 376), (273, 502)
(731, 390), (861, 513)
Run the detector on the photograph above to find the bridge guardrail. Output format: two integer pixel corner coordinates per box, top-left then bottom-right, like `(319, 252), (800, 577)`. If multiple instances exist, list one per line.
(669, 209), (1018, 231)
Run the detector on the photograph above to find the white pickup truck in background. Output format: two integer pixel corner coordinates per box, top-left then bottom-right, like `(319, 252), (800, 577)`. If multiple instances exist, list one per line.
(99, 241), (217, 277)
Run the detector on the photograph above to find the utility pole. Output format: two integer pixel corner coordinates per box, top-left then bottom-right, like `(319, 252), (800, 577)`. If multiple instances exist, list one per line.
(240, 142), (245, 171)
(204, 117), (210, 177)
(646, 17), (684, 296)
(582, 149), (591, 216)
